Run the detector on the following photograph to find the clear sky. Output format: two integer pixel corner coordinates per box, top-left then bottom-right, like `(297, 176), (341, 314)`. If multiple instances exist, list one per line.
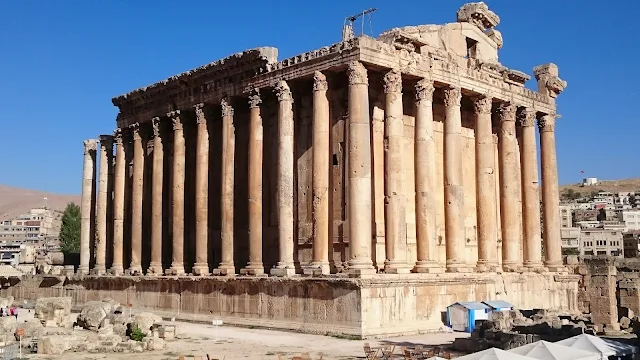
(1, 1), (638, 194)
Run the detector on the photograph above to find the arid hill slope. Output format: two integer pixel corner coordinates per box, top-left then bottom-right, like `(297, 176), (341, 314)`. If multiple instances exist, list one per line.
(0, 185), (79, 220)
(559, 178), (640, 197)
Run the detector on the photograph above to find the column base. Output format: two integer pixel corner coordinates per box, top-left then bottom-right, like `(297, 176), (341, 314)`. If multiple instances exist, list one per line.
(240, 263), (265, 276)
(192, 263), (210, 276)
(90, 267), (106, 276)
(303, 262), (331, 275)
(109, 265), (124, 276)
(212, 263), (236, 276)
(475, 262), (500, 273)
(126, 265), (143, 276)
(270, 263), (296, 277)
(501, 262), (523, 273)
(445, 261), (473, 273)
(413, 261), (445, 273)
(166, 263), (185, 276)
(545, 262), (566, 273)
(523, 262), (547, 273)
(146, 263), (164, 276)
(77, 266), (89, 275)
(347, 260), (376, 276)
(383, 260), (411, 274)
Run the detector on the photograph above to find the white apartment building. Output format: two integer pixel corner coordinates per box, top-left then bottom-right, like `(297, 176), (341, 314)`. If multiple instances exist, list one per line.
(619, 209), (640, 232)
(580, 229), (624, 257)
(0, 208), (56, 245)
(559, 205), (573, 228)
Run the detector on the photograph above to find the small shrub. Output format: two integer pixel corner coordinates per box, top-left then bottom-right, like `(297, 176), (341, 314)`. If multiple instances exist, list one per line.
(130, 325), (146, 342)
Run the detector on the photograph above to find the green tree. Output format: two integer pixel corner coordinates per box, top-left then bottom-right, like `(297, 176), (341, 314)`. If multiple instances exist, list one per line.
(59, 202), (81, 254)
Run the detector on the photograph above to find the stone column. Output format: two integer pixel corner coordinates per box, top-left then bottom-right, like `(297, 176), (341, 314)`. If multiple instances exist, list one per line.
(148, 118), (164, 275)
(519, 108), (544, 270)
(474, 96), (499, 272)
(242, 90), (265, 276)
(111, 129), (125, 275)
(539, 113), (563, 271)
(305, 71), (331, 275)
(213, 99), (236, 276)
(79, 139), (97, 275)
(168, 111), (185, 275)
(443, 86), (468, 273)
(346, 61), (375, 275)
(94, 135), (113, 275)
(193, 103), (210, 275)
(382, 69), (409, 274)
(498, 102), (521, 272)
(128, 123), (143, 275)
(271, 80), (296, 277)
(413, 79), (442, 273)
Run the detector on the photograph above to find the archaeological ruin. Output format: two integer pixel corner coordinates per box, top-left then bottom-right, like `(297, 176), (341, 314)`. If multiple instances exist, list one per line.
(0, 2), (581, 338)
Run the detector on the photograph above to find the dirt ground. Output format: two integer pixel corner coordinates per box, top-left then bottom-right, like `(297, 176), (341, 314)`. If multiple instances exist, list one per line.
(17, 311), (467, 360)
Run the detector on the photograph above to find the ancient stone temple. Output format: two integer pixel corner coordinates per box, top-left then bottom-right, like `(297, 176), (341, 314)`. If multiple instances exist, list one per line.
(46, 2), (580, 337)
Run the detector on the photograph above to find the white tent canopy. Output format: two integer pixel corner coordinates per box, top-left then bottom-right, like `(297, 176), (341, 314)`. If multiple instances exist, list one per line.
(556, 334), (637, 357)
(455, 347), (538, 360)
(508, 340), (600, 360)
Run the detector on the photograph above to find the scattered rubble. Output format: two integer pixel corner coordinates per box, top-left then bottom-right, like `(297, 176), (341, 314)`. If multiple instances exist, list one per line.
(34, 297), (72, 328)
(453, 309), (594, 353)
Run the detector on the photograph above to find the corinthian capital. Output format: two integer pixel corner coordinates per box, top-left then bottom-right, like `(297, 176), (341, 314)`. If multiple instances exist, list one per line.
(98, 134), (114, 149)
(194, 103), (207, 124)
(247, 89), (261, 108)
(383, 69), (402, 94)
(167, 110), (183, 131)
(83, 139), (98, 153)
(274, 80), (292, 102)
(538, 113), (559, 133)
(221, 98), (234, 117)
(313, 71), (328, 91)
(113, 128), (123, 145)
(415, 79), (435, 101)
(498, 102), (516, 122)
(152, 117), (162, 137)
(473, 96), (493, 114)
(443, 86), (461, 107)
(517, 108), (536, 127)
(129, 122), (141, 140)
(347, 61), (368, 85)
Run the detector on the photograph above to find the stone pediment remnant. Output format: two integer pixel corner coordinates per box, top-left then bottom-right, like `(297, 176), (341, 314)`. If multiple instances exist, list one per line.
(485, 29), (503, 49)
(534, 63), (567, 99)
(457, 2), (500, 31)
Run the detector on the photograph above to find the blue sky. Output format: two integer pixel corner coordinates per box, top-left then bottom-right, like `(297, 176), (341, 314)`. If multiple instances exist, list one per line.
(1, 1), (637, 194)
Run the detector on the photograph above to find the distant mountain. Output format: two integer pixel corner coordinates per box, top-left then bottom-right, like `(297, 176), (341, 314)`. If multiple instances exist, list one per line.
(0, 185), (80, 220)
(560, 178), (640, 198)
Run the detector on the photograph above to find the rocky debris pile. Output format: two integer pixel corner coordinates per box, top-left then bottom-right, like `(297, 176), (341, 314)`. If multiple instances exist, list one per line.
(34, 297), (72, 328)
(35, 298), (171, 355)
(453, 309), (594, 353)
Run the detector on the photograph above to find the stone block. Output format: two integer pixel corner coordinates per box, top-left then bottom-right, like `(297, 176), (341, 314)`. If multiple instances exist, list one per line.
(144, 337), (166, 350)
(35, 297), (72, 328)
(37, 334), (87, 355)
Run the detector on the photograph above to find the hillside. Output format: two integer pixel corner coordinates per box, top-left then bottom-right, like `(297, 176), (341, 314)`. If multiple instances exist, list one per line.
(560, 178), (640, 198)
(0, 185), (80, 221)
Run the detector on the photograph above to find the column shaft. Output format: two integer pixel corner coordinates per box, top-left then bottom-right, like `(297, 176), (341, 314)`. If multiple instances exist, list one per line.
(413, 79), (442, 273)
(519, 108), (544, 269)
(474, 96), (499, 272)
(383, 69), (409, 273)
(128, 123), (143, 274)
(149, 118), (164, 275)
(346, 61), (375, 275)
(242, 91), (265, 276)
(169, 111), (185, 275)
(193, 104), (210, 275)
(111, 130), (125, 275)
(271, 80), (296, 277)
(443, 86), (468, 272)
(498, 103), (522, 271)
(94, 135), (113, 275)
(539, 114), (563, 271)
(213, 99), (236, 275)
(80, 139), (97, 274)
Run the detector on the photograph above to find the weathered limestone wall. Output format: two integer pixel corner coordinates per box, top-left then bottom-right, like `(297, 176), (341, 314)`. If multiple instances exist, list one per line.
(0, 275), (578, 338)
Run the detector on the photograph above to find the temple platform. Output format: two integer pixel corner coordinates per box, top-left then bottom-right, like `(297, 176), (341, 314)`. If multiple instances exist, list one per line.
(0, 272), (580, 339)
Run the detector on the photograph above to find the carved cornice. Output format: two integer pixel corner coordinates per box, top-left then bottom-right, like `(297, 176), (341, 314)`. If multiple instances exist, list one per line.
(168, 110), (183, 131)
(221, 98), (234, 117)
(473, 96), (493, 115)
(383, 69), (402, 94)
(313, 71), (328, 91)
(347, 61), (368, 85)
(152, 117), (161, 137)
(129, 122), (141, 140)
(113, 129), (124, 145)
(517, 108), (536, 127)
(98, 135), (114, 149)
(534, 63), (567, 99)
(247, 89), (261, 108)
(538, 113), (558, 133)
(274, 80), (292, 102)
(194, 103), (206, 124)
(415, 79), (435, 102)
(498, 102), (516, 122)
(443, 86), (461, 107)
(83, 139), (98, 153)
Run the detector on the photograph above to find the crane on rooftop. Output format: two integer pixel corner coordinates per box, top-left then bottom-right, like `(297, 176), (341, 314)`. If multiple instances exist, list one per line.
(342, 8), (377, 42)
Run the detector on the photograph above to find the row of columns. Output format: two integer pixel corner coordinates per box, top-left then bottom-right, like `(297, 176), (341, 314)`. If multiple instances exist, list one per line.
(79, 61), (563, 275)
